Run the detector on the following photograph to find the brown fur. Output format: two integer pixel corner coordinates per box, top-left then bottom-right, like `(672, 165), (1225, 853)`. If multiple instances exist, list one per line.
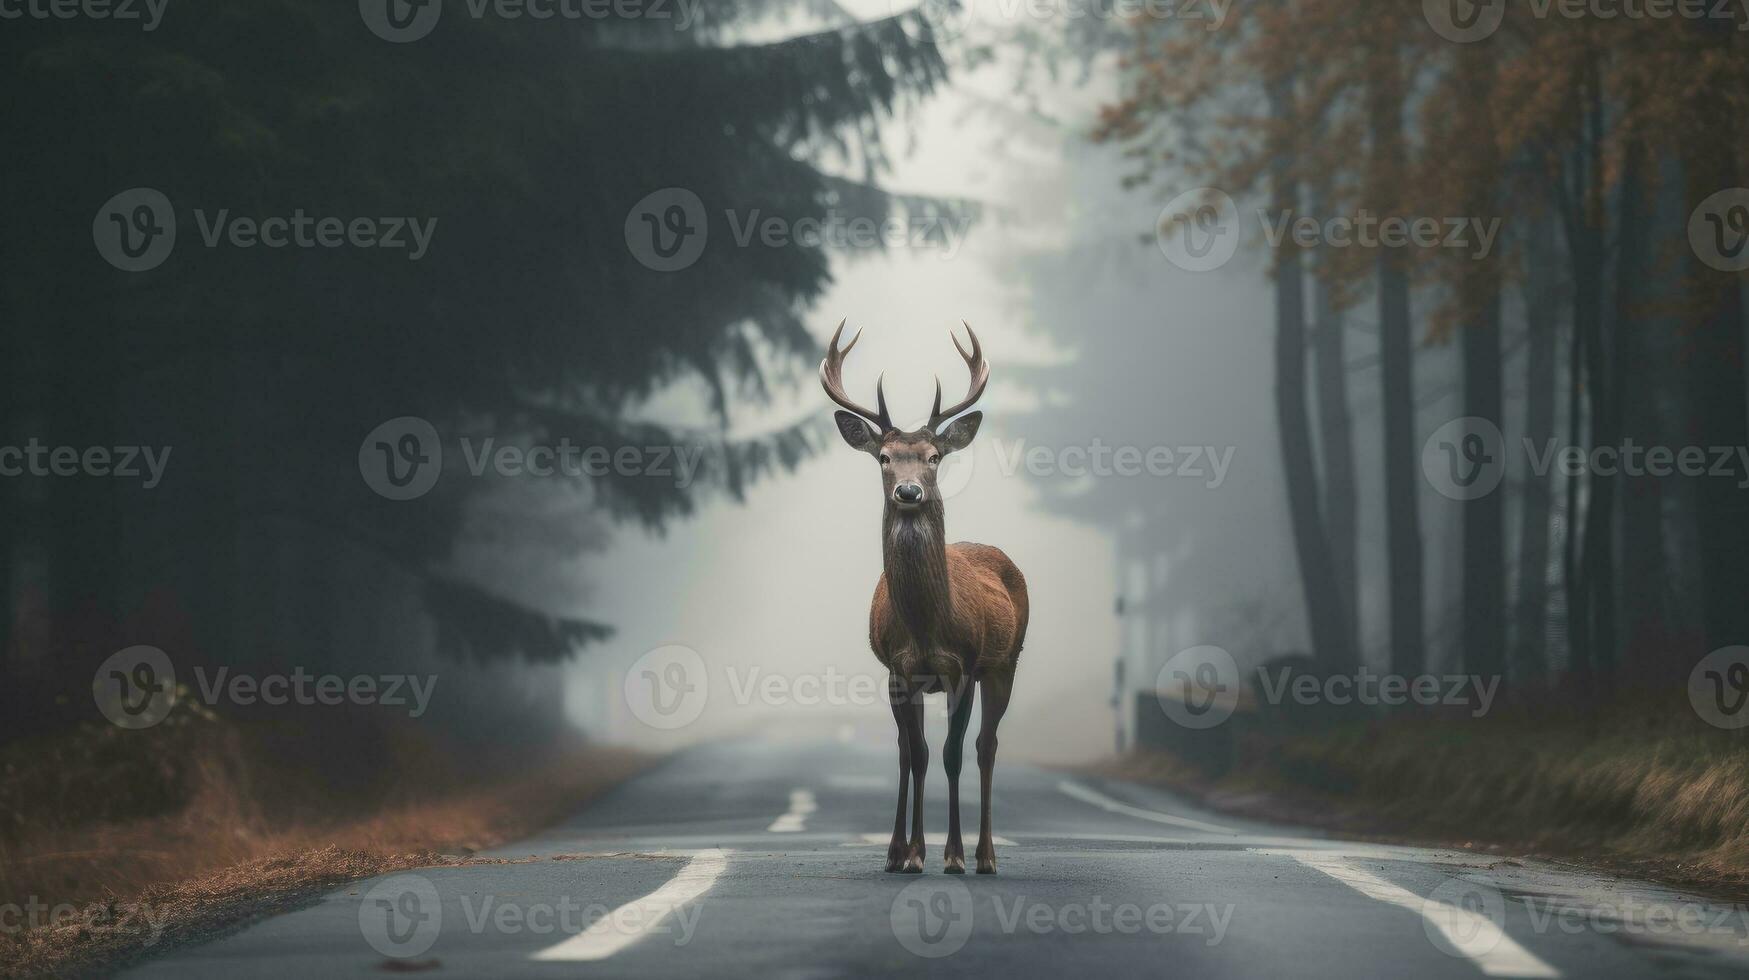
(870, 538), (1028, 686)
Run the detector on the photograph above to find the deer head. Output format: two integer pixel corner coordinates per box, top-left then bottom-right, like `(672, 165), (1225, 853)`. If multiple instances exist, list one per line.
(820, 320), (988, 513)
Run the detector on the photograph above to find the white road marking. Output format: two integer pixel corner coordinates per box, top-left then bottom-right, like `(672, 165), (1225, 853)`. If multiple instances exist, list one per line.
(529, 848), (729, 963)
(767, 789), (818, 833)
(846, 832), (1017, 847)
(1056, 780), (1238, 835)
(1284, 852), (1559, 978)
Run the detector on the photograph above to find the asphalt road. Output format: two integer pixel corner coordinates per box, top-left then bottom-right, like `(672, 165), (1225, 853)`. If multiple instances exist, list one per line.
(120, 737), (1749, 979)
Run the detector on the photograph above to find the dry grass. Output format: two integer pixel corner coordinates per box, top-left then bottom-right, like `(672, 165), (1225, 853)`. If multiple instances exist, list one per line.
(0, 709), (651, 978)
(1095, 698), (1749, 896)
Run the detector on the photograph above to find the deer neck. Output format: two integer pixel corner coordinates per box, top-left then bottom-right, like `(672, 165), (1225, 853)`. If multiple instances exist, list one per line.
(882, 502), (952, 649)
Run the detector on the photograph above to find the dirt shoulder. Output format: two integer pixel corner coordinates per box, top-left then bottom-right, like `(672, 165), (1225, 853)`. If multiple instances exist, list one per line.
(0, 718), (653, 979)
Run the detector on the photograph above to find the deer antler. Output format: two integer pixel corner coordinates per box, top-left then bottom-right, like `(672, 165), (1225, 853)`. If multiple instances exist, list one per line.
(820, 319), (892, 431)
(928, 321), (989, 432)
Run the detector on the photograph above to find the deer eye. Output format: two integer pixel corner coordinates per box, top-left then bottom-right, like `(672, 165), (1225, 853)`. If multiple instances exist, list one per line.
(928, 454), (941, 465)
(878, 453), (890, 465)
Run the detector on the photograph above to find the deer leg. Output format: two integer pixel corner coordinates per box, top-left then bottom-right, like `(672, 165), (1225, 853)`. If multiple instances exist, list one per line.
(901, 690), (928, 873)
(975, 672), (1011, 875)
(941, 676), (975, 874)
(886, 677), (912, 873)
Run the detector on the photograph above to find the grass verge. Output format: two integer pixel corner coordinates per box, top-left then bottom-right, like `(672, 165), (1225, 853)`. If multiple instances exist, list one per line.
(1093, 697), (1749, 898)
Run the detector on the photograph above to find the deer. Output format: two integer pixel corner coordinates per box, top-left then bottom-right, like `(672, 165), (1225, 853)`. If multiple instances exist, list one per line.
(820, 320), (1028, 875)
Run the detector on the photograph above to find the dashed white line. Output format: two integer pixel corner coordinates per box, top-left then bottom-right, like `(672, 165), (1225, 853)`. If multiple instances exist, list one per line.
(1284, 852), (1559, 978)
(529, 848), (728, 963)
(767, 788), (817, 833)
(1056, 780), (1238, 835)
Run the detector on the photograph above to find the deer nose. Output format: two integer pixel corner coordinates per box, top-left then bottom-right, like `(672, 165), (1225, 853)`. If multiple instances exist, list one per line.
(894, 483), (924, 504)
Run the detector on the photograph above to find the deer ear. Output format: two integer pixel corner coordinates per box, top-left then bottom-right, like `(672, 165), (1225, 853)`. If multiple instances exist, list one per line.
(936, 411), (981, 454)
(834, 411), (882, 455)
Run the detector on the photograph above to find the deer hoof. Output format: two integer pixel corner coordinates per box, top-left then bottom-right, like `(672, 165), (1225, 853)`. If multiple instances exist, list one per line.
(976, 858), (997, 875)
(884, 858), (906, 873)
(943, 855), (966, 874)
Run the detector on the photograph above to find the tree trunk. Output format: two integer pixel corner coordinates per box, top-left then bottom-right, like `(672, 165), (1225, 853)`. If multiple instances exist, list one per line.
(1613, 138), (1671, 683)
(1560, 70), (1607, 689)
(1683, 118), (1749, 657)
(1270, 79), (1356, 674)
(1310, 190), (1359, 658)
(1457, 42), (1506, 686)
(1513, 214), (1560, 684)
(1368, 35), (1425, 678)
